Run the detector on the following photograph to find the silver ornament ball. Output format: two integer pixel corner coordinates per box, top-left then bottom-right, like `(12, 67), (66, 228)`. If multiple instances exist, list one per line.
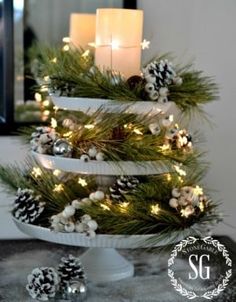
(65, 280), (87, 301)
(53, 139), (72, 157)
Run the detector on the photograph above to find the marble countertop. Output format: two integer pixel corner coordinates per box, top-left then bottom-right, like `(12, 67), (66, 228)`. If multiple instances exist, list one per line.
(0, 237), (235, 302)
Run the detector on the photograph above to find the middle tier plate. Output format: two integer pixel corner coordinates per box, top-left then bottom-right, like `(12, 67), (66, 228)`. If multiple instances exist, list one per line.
(32, 151), (170, 175)
(50, 95), (174, 115)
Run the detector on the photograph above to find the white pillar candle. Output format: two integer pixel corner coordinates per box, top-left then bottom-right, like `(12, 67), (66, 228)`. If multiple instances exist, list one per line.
(69, 13), (96, 49)
(95, 9), (143, 79)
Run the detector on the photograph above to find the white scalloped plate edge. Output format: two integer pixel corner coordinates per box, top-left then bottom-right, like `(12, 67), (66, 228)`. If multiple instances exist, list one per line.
(32, 151), (170, 175)
(13, 217), (189, 249)
(50, 95), (174, 115)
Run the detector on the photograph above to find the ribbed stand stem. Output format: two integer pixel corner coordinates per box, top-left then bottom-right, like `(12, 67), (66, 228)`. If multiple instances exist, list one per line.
(80, 247), (134, 283)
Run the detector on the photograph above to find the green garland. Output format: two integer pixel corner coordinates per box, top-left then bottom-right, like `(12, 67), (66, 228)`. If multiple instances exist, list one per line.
(29, 45), (218, 114)
(0, 159), (220, 239)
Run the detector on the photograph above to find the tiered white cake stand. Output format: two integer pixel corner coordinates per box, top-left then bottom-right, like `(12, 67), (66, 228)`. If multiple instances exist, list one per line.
(13, 97), (184, 283)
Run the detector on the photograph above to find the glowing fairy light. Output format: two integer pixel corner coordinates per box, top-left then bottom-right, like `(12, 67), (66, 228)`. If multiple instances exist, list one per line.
(51, 57), (57, 63)
(119, 202), (129, 212)
(181, 206), (194, 218)
(166, 174), (172, 182)
(43, 100), (50, 107)
(199, 201), (205, 212)
(53, 106), (59, 113)
(40, 85), (49, 92)
(141, 39), (150, 50)
(82, 50), (90, 58)
(53, 169), (61, 177)
(63, 44), (70, 52)
(35, 92), (42, 102)
(133, 128), (143, 135)
(100, 203), (110, 211)
(111, 40), (119, 50)
(174, 165), (186, 177)
(160, 144), (170, 151)
(53, 184), (64, 193)
(63, 131), (73, 138)
(78, 178), (88, 187)
(62, 37), (71, 43)
(31, 167), (42, 178)
(88, 42), (96, 48)
(43, 110), (50, 116)
(193, 185), (203, 196)
(43, 75), (50, 82)
(84, 124), (95, 129)
(51, 118), (57, 129)
(151, 204), (160, 215)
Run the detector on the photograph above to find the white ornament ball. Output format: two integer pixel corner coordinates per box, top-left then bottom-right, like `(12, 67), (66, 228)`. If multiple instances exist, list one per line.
(80, 154), (90, 162)
(169, 198), (179, 208)
(87, 220), (98, 231)
(159, 87), (169, 97)
(62, 205), (75, 218)
(65, 222), (75, 232)
(71, 199), (81, 209)
(88, 147), (97, 158)
(94, 190), (105, 201)
(96, 152), (105, 161)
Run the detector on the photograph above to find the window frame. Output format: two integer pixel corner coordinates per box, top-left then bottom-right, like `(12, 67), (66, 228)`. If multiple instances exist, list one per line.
(0, 0), (137, 135)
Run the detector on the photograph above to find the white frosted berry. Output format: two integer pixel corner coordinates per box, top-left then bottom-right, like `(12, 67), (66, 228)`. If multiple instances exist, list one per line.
(172, 188), (181, 198)
(75, 222), (86, 233)
(94, 190), (105, 200)
(87, 220), (98, 231)
(81, 214), (91, 223)
(88, 147), (97, 158)
(89, 192), (96, 201)
(62, 205), (75, 218)
(149, 123), (161, 135)
(157, 96), (168, 104)
(80, 154), (90, 162)
(159, 87), (169, 97)
(149, 91), (159, 101)
(71, 199), (81, 209)
(96, 152), (105, 161)
(64, 222), (75, 232)
(169, 198), (179, 208)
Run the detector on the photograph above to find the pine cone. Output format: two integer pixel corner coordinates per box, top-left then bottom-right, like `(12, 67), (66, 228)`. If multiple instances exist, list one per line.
(26, 267), (59, 301)
(58, 254), (86, 290)
(30, 126), (57, 154)
(143, 59), (176, 89)
(13, 188), (45, 223)
(109, 176), (139, 201)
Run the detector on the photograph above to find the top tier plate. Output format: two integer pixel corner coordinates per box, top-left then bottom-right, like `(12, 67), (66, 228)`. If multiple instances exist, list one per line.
(50, 95), (174, 115)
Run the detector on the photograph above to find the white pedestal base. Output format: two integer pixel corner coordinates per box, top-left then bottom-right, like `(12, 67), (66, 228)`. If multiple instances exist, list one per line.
(80, 248), (134, 283)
